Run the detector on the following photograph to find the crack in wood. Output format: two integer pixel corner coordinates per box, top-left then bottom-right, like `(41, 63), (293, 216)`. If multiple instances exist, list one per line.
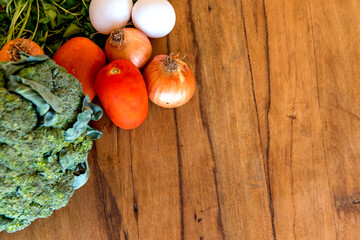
(187, 0), (225, 239)
(289, 117), (297, 240)
(239, 0), (262, 154)
(174, 109), (185, 240)
(129, 132), (140, 240)
(241, 0), (276, 239)
(308, 2), (321, 109)
(262, 0), (276, 238)
(321, 127), (339, 240)
(93, 152), (122, 240)
(124, 230), (129, 240)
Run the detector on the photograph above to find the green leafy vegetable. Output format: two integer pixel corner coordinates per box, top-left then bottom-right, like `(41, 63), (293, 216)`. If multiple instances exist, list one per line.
(0, 0), (107, 56)
(0, 54), (102, 233)
(43, 110), (57, 126)
(1, 54), (65, 117)
(7, 78), (50, 116)
(2, 54), (49, 78)
(73, 158), (90, 190)
(65, 95), (103, 142)
(62, 22), (82, 37)
(86, 126), (102, 140)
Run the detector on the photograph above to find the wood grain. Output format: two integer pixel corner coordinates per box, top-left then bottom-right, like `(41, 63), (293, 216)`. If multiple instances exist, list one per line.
(1, 0), (360, 239)
(265, 0), (360, 239)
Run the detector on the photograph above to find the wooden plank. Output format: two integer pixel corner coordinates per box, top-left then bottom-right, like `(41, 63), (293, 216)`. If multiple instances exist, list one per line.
(129, 36), (182, 240)
(240, 0), (275, 237)
(165, 1), (227, 239)
(310, 0), (360, 239)
(264, 0), (360, 239)
(89, 104), (140, 240)
(129, 105), (181, 240)
(171, 1), (274, 239)
(240, 0), (271, 166)
(265, 0), (337, 238)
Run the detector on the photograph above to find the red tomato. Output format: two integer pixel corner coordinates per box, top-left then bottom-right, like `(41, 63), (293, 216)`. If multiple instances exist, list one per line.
(95, 59), (148, 129)
(53, 37), (106, 100)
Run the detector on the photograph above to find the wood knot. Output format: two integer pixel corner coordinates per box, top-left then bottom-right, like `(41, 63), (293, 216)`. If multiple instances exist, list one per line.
(287, 114), (297, 120)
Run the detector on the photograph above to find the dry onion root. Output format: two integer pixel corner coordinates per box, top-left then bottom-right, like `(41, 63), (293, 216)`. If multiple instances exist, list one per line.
(143, 54), (196, 108)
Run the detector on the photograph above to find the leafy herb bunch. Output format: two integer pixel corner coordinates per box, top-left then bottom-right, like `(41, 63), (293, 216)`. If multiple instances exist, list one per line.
(0, 0), (106, 56)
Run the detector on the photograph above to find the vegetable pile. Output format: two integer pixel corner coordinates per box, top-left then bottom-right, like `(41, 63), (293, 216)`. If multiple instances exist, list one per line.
(0, 54), (102, 233)
(0, 0), (196, 233)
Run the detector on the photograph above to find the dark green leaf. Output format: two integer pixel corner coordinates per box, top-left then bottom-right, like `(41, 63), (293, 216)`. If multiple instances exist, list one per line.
(39, 17), (51, 24)
(46, 41), (63, 54)
(62, 23), (82, 38)
(43, 3), (57, 29)
(0, 0), (8, 7)
(56, 14), (74, 27)
(80, 6), (87, 16)
(63, 0), (77, 8)
(40, 23), (49, 32)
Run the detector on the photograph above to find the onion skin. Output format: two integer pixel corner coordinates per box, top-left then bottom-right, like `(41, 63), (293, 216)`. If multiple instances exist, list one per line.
(143, 55), (196, 108)
(105, 28), (152, 69)
(0, 38), (44, 62)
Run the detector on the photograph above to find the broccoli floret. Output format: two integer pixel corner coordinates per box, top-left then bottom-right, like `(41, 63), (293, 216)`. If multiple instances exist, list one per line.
(17, 59), (84, 129)
(0, 88), (37, 135)
(0, 55), (102, 233)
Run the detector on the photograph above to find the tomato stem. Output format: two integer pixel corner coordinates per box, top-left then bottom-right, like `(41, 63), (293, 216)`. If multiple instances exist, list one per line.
(111, 68), (120, 74)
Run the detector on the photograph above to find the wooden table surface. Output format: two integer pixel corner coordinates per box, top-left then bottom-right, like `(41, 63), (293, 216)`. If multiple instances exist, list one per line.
(2, 0), (360, 239)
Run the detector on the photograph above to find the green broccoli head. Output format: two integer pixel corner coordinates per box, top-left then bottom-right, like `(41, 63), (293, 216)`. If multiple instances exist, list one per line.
(0, 54), (102, 233)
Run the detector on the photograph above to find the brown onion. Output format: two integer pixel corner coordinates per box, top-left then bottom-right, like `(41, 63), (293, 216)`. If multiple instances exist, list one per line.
(0, 38), (44, 62)
(143, 54), (196, 108)
(105, 27), (152, 68)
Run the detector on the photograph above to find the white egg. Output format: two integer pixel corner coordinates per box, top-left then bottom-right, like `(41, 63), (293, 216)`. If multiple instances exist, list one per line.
(90, 0), (133, 35)
(132, 0), (176, 38)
